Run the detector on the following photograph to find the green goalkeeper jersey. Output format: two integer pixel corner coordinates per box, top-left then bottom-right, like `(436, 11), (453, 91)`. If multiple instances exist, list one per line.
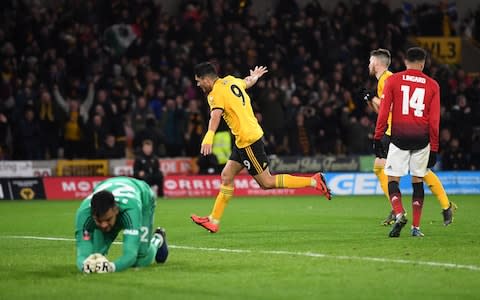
(75, 177), (156, 272)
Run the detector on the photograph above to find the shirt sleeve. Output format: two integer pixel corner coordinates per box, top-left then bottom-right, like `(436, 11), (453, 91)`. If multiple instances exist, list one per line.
(429, 82), (441, 152)
(75, 208), (94, 271)
(374, 78), (393, 140)
(111, 208), (142, 272)
(208, 89), (225, 111)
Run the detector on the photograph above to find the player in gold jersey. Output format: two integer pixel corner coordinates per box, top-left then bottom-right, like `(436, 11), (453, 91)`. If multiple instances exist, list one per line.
(363, 48), (456, 226)
(190, 62), (331, 233)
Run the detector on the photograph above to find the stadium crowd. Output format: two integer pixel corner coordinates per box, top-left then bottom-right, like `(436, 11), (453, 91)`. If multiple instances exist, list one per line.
(0, 0), (479, 170)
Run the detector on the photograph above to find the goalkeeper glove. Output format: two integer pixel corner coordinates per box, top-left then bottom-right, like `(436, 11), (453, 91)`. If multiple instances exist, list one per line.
(360, 88), (376, 102)
(82, 253), (103, 274)
(373, 139), (385, 158)
(94, 255), (115, 273)
(427, 151), (437, 168)
(95, 261), (115, 273)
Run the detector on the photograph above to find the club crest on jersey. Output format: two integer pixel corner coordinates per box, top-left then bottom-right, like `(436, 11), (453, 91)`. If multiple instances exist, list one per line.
(83, 230), (91, 241)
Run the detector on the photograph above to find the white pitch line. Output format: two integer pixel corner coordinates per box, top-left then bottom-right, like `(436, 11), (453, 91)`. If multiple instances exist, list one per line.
(3, 235), (480, 272)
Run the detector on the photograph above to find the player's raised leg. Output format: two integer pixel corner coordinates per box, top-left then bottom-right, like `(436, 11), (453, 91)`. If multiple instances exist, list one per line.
(252, 168), (331, 200)
(242, 140), (331, 199)
(191, 159), (243, 233)
(423, 170), (457, 225)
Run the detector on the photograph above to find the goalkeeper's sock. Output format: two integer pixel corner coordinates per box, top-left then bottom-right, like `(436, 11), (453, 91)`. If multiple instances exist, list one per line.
(423, 170), (450, 209)
(275, 174), (312, 188)
(209, 184), (234, 222)
(388, 181), (404, 215)
(412, 182), (424, 228)
(151, 233), (164, 249)
(374, 165), (390, 201)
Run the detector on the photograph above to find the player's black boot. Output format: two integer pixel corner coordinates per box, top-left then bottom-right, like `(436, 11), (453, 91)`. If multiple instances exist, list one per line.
(382, 210), (396, 226)
(442, 202), (457, 226)
(388, 214), (407, 237)
(154, 227), (168, 263)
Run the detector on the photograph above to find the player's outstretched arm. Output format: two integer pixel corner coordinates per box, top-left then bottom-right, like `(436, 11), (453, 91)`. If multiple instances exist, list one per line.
(75, 211), (94, 272)
(245, 66), (268, 89)
(201, 109), (222, 156)
(111, 234), (140, 272)
(371, 96), (381, 112)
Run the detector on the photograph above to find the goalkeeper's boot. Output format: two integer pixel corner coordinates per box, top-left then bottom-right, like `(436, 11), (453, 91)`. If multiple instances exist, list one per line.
(382, 210), (396, 226)
(313, 172), (331, 200)
(388, 213), (407, 238)
(154, 227), (168, 263)
(411, 226), (425, 237)
(442, 201), (457, 226)
(191, 214), (219, 233)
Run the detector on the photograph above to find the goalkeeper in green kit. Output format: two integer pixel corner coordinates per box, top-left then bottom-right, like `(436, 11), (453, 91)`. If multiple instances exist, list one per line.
(75, 177), (169, 273)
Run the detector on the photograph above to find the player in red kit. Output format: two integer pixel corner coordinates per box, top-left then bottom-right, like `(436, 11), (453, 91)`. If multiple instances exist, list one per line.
(373, 47), (440, 238)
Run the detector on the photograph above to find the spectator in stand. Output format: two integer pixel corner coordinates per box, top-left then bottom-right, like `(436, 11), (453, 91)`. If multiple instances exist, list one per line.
(36, 90), (62, 159)
(256, 80), (287, 154)
(286, 109), (315, 156)
(316, 104), (340, 154)
(342, 112), (372, 155)
(0, 111), (11, 159)
(184, 99), (205, 157)
(134, 139), (164, 197)
(15, 106), (42, 159)
(439, 127), (452, 158)
(470, 128), (480, 170)
(52, 81), (94, 159)
(442, 138), (468, 170)
(130, 96), (154, 134)
(451, 94), (473, 151)
(160, 98), (186, 157)
(91, 88), (113, 121)
(84, 113), (109, 158)
(97, 133), (124, 159)
(133, 114), (165, 154)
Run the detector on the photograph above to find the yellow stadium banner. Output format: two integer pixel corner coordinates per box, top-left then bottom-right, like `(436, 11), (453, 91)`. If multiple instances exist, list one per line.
(413, 37), (461, 64)
(56, 160), (109, 176)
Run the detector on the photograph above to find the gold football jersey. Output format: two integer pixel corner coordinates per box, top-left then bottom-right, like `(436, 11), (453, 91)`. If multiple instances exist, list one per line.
(207, 76), (263, 148)
(378, 70), (393, 136)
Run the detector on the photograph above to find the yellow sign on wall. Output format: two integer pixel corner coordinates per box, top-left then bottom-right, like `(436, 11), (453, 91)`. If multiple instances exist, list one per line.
(413, 37), (461, 64)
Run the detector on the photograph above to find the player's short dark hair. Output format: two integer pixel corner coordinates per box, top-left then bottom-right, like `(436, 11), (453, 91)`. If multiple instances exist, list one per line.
(91, 190), (116, 218)
(406, 47), (427, 62)
(370, 48), (391, 66)
(194, 62), (218, 78)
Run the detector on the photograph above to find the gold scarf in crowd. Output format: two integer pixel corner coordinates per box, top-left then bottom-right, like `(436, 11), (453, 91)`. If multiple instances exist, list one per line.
(65, 111), (81, 141)
(39, 102), (54, 121)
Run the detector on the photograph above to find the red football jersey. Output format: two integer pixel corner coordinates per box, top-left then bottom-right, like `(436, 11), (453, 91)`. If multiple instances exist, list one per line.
(374, 69), (440, 152)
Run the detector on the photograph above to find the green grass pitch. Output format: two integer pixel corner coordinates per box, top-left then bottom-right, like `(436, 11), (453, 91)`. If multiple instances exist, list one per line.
(0, 195), (479, 300)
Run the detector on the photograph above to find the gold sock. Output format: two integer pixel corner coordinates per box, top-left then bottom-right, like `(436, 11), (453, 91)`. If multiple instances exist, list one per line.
(210, 184), (234, 222)
(275, 174), (312, 188)
(373, 166), (390, 200)
(423, 170), (450, 209)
